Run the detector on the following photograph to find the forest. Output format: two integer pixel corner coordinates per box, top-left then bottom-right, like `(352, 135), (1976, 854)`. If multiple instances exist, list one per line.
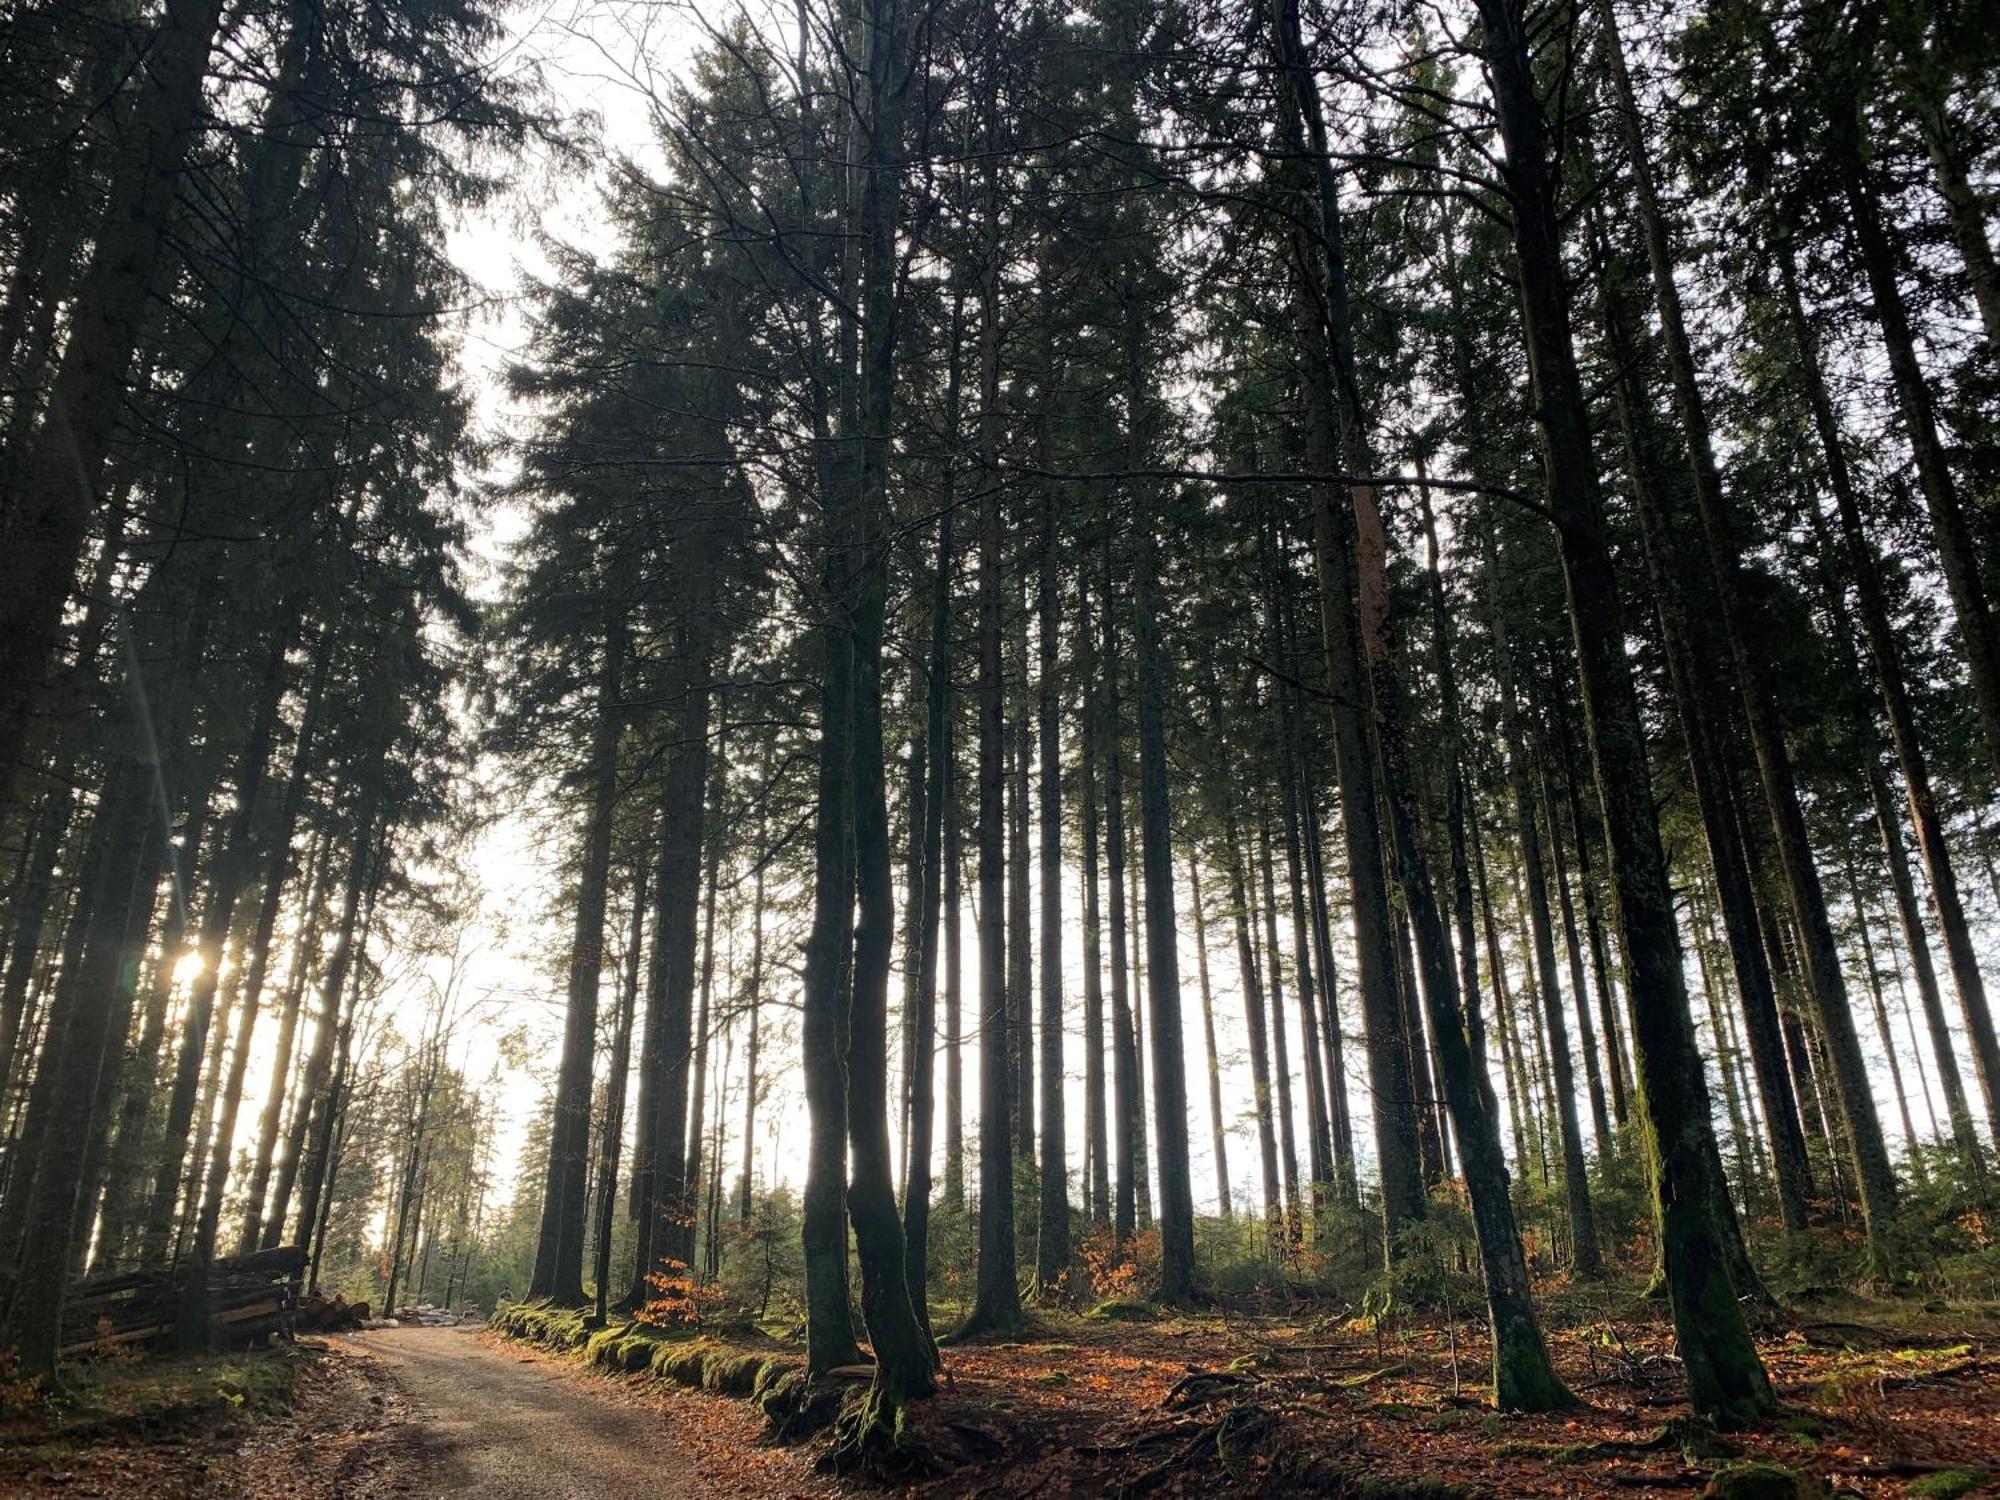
(0, 0), (1997, 1492)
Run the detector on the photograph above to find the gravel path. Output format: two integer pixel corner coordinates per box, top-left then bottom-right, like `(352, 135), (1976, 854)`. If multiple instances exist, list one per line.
(353, 1325), (705, 1498)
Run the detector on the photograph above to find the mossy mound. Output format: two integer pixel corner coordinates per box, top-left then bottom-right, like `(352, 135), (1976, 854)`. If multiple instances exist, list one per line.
(584, 1324), (679, 1374)
(1086, 1298), (1158, 1322)
(490, 1300), (592, 1351)
(1701, 1462), (1828, 1500)
(702, 1352), (769, 1396)
(650, 1340), (717, 1387)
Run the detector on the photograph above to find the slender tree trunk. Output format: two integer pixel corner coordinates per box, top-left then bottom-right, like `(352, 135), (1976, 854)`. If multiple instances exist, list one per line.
(141, 613), (296, 1267)
(1127, 428), (1196, 1301)
(739, 851), (766, 1224)
(1474, 0), (1774, 1422)
(903, 471), (954, 1335)
(241, 822), (330, 1248)
(233, 620), (338, 1253)
(943, 712), (966, 1214)
(958, 128), (1021, 1336)
(596, 864), (648, 1321)
(1266, 522), (1334, 1203)
(1550, 690), (1630, 1125)
(1188, 858), (1232, 1219)
(1104, 552), (1140, 1245)
(1264, 0), (1423, 1252)
(1586, 216), (1815, 1233)
(530, 614), (626, 1305)
(682, 805), (724, 1271)
(294, 820), (386, 1271)
(1227, 813), (1282, 1239)
(1256, 819), (1303, 1240)
(840, 0), (937, 1403)
(1302, 786), (1358, 1201)
(1603, 0), (1897, 1255)
(1839, 138), (2000, 782)
(1776, 240), (2000, 1149)
(1541, 757), (1611, 1148)
(628, 625), (715, 1305)
(1034, 474), (1069, 1295)
(1081, 603), (1111, 1226)
(263, 805), (374, 1248)
(1484, 524), (1600, 1274)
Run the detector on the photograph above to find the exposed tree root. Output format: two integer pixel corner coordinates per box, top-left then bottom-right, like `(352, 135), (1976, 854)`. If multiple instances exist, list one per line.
(1116, 1403), (1278, 1497)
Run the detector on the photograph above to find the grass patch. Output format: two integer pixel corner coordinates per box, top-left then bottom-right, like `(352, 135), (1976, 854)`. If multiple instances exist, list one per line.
(1910, 1473), (1988, 1500)
(1086, 1299), (1158, 1322)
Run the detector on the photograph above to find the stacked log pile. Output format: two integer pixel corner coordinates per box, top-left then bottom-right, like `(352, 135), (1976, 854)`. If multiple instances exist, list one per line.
(59, 1245), (305, 1356)
(296, 1292), (369, 1332)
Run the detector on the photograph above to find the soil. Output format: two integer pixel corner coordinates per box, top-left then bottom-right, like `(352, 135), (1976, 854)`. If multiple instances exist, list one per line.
(2, 1297), (1995, 1498)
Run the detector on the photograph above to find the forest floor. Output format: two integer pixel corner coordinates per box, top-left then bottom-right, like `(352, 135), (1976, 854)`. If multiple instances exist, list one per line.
(890, 1290), (2000, 1498)
(2, 1294), (1997, 1497)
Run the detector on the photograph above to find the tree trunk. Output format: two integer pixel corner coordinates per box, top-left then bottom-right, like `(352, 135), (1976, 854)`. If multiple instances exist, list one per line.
(1188, 858), (1232, 1219)
(1776, 239), (2000, 1150)
(263, 805), (374, 1248)
(141, 612), (296, 1267)
(1227, 812), (1282, 1239)
(529, 613), (626, 1305)
(739, 849), (766, 1224)
(1255, 820), (1302, 1240)
(1586, 214), (1815, 1235)
(958, 126), (1022, 1337)
(1081, 602), (1111, 1226)
(627, 625), (715, 1305)
(1103, 549), (1140, 1246)
(1600, 0), (1897, 1257)
(1263, 0), (1424, 1254)
(233, 620), (338, 1253)
(1128, 444), (1196, 1300)
(596, 864), (648, 1321)
(1034, 473), (1069, 1295)
(1839, 137), (2000, 783)
(1474, 0), (1774, 1423)
(1483, 522), (1600, 1275)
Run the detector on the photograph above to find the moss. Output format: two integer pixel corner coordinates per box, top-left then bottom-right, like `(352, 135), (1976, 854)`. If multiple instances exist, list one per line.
(701, 1352), (766, 1396)
(651, 1341), (715, 1387)
(1909, 1473), (1987, 1500)
(755, 1366), (844, 1441)
(751, 1358), (804, 1403)
(1700, 1462), (1827, 1500)
(1086, 1299), (1158, 1322)
(1228, 1350), (1279, 1373)
(494, 1300), (593, 1352)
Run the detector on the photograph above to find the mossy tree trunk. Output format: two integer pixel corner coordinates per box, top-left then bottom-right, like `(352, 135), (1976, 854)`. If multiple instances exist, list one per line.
(1474, 0), (1775, 1425)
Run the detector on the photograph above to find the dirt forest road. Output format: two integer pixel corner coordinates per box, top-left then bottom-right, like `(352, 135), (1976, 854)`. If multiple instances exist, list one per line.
(354, 1324), (713, 1497)
(0, 1324), (835, 1499)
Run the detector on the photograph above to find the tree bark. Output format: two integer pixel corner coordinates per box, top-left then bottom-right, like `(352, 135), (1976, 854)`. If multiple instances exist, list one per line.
(1034, 473), (1069, 1295)
(1188, 858), (1232, 1219)
(530, 612), (626, 1304)
(1474, 0), (1774, 1424)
